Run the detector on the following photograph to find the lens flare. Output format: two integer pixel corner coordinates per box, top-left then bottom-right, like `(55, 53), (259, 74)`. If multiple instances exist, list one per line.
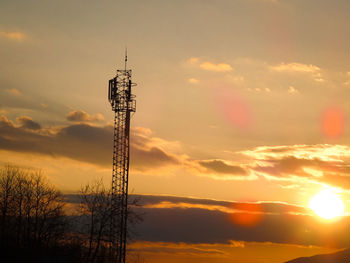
(216, 88), (253, 130)
(309, 189), (345, 220)
(230, 203), (263, 227)
(321, 106), (345, 138)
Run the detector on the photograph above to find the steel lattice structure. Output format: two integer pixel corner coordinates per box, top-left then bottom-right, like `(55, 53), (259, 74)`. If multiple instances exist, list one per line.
(108, 61), (136, 263)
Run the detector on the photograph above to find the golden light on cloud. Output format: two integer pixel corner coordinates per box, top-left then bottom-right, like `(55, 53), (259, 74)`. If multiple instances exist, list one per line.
(309, 189), (345, 220)
(0, 31), (26, 41)
(288, 86), (299, 95)
(199, 61), (233, 72)
(270, 62), (320, 73)
(321, 106), (345, 138)
(188, 78), (199, 84)
(6, 88), (22, 96)
(187, 57), (199, 65)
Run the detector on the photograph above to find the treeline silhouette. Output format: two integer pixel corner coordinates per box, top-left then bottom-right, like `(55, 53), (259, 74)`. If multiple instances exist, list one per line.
(0, 165), (143, 263)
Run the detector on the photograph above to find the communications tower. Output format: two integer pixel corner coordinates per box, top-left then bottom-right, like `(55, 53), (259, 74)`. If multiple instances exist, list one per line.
(108, 53), (136, 263)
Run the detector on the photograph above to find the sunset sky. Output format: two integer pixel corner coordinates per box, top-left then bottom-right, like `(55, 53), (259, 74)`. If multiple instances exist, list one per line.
(1, 0), (350, 262)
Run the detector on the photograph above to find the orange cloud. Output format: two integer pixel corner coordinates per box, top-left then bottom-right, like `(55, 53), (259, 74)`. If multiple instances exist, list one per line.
(269, 62), (324, 82)
(5, 88), (22, 96)
(187, 57), (233, 72)
(128, 241), (228, 257)
(187, 57), (199, 65)
(200, 61), (233, 72)
(188, 78), (199, 84)
(143, 201), (235, 213)
(242, 144), (350, 189)
(288, 86), (299, 94)
(270, 62), (320, 73)
(0, 31), (26, 41)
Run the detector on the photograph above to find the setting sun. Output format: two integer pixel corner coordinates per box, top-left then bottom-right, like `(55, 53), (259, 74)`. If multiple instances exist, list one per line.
(309, 189), (345, 220)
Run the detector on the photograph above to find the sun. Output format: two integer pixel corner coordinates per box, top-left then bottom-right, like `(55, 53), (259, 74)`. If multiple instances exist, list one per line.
(309, 189), (345, 220)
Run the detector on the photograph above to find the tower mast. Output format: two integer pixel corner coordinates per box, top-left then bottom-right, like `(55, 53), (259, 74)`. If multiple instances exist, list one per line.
(108, 53), (136, 263)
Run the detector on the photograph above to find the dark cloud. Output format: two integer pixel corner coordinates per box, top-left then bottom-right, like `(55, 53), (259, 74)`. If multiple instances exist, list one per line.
(131, 146), (179, 171)
(252, 155), (350, 189)
(66, 110), (103, 122)
(254, 156), (332, 177)
(198, 159), (247, 175)
(16, 116), (41, 130)
(131, 195), (350, 247)
(0, 115), (227, 175)
(3, 114), (350, 187)
(128, 194), (307, 216)
(240, 145), (350, 189)
(65, 194), (350, 248)
(0, 115), (180, 170)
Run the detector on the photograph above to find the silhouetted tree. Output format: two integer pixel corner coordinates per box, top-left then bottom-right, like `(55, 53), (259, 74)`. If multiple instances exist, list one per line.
(0, 165), (142, 262)
(78, 180), (143, 263)
(0, 165), (66, 249)
(79, 180), (112, 263)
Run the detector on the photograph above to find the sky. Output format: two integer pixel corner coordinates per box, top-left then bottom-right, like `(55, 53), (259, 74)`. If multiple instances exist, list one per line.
(1, 0), (350, 262)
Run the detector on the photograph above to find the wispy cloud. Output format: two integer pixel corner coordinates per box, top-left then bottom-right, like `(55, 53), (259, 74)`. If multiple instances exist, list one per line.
(129, 241), (229, 257)
(187, 57), (199, 65)
(186, 57), (233, 72)
(200, 61), (233, 72)
(5, 88), (22, 96)
(143, 201), (236, 214)
(288, 86), (299, 94)
(0, 31), (26, 41)
(270, 62), (324, 82)
(188, 78), (199, 84)
(270, 63), (320, 73)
